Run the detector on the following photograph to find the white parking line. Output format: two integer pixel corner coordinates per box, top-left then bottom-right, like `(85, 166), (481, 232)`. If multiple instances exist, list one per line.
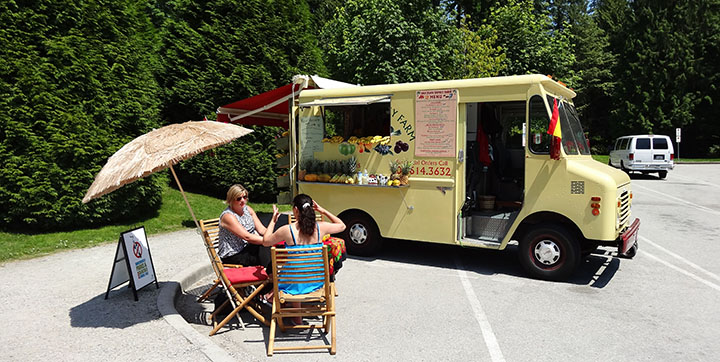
(456, 259), (505, 362)
(640, 235), (720, 283)
(642, 250), (720, 292)
(633, 184), (720, 215)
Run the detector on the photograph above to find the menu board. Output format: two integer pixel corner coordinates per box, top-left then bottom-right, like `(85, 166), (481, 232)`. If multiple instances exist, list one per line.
(415, 89), (458, 157)
(300, 115), (324, 161)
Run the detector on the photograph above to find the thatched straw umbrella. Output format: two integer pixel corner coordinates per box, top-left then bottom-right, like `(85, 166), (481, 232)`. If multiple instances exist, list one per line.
(82, 120), (253, 228)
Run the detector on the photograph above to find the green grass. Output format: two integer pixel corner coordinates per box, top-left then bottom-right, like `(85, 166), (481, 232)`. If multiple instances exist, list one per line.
(592, 154), (609, 164)
(0, 185), (290, 263)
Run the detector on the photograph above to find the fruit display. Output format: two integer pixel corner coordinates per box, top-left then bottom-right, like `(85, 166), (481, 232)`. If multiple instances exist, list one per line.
(394, 140), (409, 154)
(322, 135), (344, 143)
(304, 159), (320, 182)
(299, 155), (405, 187)
(374, 144), (393, 155)
(298, 159), (309, 181)
(389, 159), (401, 184)
(338, 142), (356, 155)
(399, 159), (412, 185)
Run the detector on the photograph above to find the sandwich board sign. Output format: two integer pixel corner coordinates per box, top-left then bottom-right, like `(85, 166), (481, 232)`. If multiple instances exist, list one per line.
(105, 226), (158, 301)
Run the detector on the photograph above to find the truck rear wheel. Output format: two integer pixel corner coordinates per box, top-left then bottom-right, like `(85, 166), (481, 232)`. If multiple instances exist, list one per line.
(519, 224), (580, 280)
(340, 213), (382, 256)
(658, 171), (667, 179)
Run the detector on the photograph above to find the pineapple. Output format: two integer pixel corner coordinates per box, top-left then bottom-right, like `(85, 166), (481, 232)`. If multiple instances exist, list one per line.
(305, 159), (319, 182)
(333, 160), (342, 178)
(389, 159), (401, 181)
(400, 160), (412, 185)
(318, 160), (332, 182)
(347, 156), (357, 176)
(298, 159), (309, 181)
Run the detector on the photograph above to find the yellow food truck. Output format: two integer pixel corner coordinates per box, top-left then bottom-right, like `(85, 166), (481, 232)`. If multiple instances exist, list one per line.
(285, 74), (639, 280)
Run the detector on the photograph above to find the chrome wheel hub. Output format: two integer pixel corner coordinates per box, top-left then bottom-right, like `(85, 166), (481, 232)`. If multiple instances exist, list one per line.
(349, 224), (368, 245)
(534, 239), (561, 265)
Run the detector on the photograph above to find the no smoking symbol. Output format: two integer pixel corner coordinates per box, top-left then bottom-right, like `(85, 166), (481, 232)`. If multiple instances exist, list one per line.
(133, 241), (142, 258)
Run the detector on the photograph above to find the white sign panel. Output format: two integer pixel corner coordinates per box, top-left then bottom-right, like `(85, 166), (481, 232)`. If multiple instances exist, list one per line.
(300, 115), (324, 161)
(106, 226), (157, 300)
(676, 128), (681, 143)
(122, 227), (155, 290)
(415, 89), (458, 157)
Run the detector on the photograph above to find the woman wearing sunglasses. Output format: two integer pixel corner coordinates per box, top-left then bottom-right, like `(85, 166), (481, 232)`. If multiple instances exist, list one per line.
(217, 184), (271, 267)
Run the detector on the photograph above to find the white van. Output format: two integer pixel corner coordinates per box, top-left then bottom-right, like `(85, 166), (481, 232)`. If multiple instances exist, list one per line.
(609, 135), (674, 178)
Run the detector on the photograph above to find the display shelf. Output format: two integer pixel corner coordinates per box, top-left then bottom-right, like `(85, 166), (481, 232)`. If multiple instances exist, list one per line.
(296, 181), (408, 188)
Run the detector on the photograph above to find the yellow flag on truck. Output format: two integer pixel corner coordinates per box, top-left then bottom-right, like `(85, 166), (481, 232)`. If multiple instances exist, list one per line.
(547, 98), (562, 139)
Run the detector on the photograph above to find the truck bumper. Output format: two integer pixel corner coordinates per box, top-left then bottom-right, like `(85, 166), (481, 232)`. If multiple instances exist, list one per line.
(618, 218), (640, 254)
(628, 163), (673, 171)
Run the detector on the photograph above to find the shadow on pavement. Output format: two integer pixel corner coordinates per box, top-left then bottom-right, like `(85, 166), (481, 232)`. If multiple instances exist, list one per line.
(69, 282), (167, 329)
(350, 238), (623, 287)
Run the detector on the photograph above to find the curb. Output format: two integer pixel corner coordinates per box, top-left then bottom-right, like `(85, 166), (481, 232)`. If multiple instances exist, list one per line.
(157, 262), (234, 362)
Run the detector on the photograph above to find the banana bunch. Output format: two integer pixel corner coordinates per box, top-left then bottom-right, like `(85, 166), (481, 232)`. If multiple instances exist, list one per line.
(347, 135), (390, 145)
(328, 174), (357, 184)
(322, 136), (344, 143)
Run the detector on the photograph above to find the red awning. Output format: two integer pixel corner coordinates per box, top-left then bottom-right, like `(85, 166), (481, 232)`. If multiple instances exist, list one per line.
(216, 83), (302, 129)
(216, 75), (355, 129)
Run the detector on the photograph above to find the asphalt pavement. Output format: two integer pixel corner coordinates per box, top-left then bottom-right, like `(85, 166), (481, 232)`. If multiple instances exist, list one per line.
(3, 164), (720, 361)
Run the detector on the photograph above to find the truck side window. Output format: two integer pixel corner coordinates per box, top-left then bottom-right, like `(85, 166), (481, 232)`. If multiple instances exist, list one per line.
(323, 103), (391, 139)
(528, 95), (550, 154)
(636, 138), (651, 149)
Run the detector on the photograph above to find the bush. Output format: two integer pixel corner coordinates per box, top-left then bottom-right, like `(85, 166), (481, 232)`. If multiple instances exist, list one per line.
(709, 145), (720, 158)
(0, 1), (163, 231)
(174, 126), (281, 203)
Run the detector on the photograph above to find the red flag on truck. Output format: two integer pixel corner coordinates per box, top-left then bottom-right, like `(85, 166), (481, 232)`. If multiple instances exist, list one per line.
(547, 98), (562, 139)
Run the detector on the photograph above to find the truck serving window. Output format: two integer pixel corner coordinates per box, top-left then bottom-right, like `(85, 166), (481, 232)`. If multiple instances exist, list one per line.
(546, 95), (590, 156)
(322, 103), (391, 139)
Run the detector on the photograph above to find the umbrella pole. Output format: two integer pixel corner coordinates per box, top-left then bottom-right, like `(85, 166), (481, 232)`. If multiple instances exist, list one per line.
(169, 164), (200, 230)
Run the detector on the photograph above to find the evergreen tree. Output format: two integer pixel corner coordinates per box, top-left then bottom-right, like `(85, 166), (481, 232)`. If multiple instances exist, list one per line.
(563, 0), (617, 152)
(149, 0), (326, 201)
(611, 0), (704, 155)
(0, 0), (163, 230)
(450, 17), (507, 79)
(319, 0), (465, 84)
(489, 0), (575, 78)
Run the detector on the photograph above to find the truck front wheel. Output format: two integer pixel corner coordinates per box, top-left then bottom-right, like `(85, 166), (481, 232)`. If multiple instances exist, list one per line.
(340, 213), (382, 256)
(519, 224), (580, 280)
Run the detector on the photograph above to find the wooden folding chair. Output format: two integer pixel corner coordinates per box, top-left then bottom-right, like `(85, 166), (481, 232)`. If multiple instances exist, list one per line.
(286, 213), (340, 297)
(197, 219), (222, 302)
(198, 219), (271, 335)
(267, 245), (336, 356)
(287, 212), (323, 224)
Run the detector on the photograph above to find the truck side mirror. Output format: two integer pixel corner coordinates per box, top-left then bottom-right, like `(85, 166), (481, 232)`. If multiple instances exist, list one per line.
(550, 136), (561, 160)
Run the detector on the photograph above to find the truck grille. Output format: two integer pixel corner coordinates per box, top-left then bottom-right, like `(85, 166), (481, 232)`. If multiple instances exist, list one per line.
(618, 189), (631, 227)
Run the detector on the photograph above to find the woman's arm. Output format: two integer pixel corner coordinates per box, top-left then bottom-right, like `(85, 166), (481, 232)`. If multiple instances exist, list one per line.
(220, 213), (264, 244)
(314, 201), (346, 236)
(261, 204), (289, 246)
(247, 205), (268, 236)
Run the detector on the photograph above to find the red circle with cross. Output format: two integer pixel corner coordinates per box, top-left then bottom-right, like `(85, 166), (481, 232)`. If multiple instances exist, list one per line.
(133, 241), (142, 258)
